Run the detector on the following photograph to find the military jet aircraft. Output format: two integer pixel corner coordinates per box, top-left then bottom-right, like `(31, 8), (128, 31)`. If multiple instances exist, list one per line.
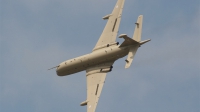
(53, 0), (150, 112)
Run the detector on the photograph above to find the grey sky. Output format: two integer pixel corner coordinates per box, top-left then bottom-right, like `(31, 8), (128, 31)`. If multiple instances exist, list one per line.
(1, 0), (200, 112)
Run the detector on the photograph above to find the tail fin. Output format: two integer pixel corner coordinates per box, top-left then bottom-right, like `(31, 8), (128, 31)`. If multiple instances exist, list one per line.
(133, 15), (143, 41)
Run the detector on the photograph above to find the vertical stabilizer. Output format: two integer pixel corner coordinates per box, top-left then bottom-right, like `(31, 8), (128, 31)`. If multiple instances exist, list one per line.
(133, 15), (143, 41)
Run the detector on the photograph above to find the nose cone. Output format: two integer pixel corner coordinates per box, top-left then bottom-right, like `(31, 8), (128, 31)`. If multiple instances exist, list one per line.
(56, 64), (65, 76)
(56, 67), (61, 76)
(56, 63), (68, 76)
(56, 65), (61, 76)
(56, 66), (63, 76)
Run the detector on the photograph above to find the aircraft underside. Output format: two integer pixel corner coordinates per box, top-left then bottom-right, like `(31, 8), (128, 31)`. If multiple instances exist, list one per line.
(52, 0), (150, 112)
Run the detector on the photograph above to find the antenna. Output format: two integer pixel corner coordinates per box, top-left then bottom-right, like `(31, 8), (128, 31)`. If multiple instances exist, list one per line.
(48, 66), (59, 70)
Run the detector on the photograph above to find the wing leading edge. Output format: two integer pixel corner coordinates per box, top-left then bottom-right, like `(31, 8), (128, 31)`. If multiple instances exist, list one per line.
(93, 0), (125, 51)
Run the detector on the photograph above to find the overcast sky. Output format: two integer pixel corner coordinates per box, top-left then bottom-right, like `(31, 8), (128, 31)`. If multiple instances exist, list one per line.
(1, 0), (200, 112)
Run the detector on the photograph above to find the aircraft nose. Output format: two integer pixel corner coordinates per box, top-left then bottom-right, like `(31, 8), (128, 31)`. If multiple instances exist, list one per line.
(56, 65), (62, 76)
(56, 64), (67, 76)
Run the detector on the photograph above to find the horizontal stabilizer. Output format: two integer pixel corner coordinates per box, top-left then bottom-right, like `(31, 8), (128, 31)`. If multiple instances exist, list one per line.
(125, 46), (139, 68)
(133, 15), (143, 41)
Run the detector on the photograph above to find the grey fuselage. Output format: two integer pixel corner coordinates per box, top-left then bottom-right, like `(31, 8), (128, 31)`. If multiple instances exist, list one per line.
(56, 45), (132, 76)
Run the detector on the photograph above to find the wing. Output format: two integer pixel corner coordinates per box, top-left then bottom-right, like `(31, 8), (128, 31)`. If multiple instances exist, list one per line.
(93, 0), (125, 51)
(83, 61), (114, 112)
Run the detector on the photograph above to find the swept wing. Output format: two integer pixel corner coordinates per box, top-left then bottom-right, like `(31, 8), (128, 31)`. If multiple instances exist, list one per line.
(81, 61), (114, 112)
(93, 0), (125, 51)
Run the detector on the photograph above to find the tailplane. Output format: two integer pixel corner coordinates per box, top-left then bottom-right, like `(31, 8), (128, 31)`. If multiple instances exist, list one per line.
(118, 15), (150, 68)
(125, 46), (139, 68)
(119, 15), (144, 47)
(133, 15), (143, 41)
